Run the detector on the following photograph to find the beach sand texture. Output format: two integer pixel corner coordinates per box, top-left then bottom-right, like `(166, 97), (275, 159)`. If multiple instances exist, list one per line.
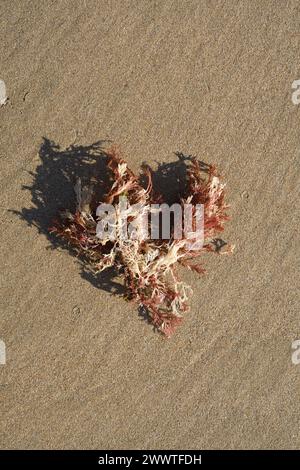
(0, 0), (299, 449)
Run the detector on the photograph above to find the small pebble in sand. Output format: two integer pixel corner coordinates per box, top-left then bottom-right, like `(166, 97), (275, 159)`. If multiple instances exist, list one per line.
(0, 79), (8, 106)
(241, 190), (249, 200)
(72, 305), (81, 316)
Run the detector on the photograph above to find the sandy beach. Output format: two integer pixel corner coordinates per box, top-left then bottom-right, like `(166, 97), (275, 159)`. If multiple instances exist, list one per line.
(0, 0), (299, 449)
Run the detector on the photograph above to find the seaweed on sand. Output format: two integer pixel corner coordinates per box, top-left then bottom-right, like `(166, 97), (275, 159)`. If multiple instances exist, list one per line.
(50, 147), (233, 337)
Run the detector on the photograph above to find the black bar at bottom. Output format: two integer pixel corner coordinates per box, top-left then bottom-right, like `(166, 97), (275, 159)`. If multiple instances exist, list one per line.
(0, 450), (298, 466)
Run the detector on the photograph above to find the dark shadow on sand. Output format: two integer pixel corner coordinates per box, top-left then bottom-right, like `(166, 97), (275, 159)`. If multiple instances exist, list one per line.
(14, 138), (202, 298)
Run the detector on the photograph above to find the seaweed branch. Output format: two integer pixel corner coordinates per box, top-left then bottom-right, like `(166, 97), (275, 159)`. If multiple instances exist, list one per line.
(50, 147), (233, 337)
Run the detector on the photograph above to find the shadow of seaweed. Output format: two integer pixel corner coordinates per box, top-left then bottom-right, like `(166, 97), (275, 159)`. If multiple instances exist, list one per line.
(142, 151), (210, 205)
(14, 138), (197, 298)
(19, 138), (109, 238)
